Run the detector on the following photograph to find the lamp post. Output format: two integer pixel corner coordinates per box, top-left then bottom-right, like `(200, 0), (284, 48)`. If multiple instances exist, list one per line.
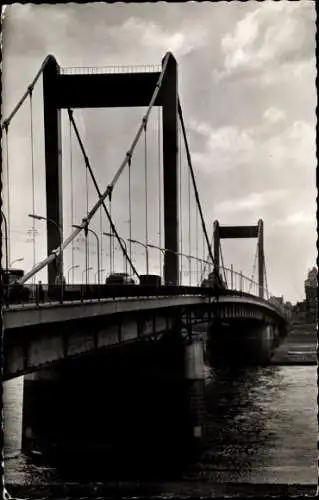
(1, 210), (9, 273)
(128, 238), (149, 275)
(95, 268), (105, 283)
(82, 267), (93, 284)
(9, 257), (24, 267)
(73, 225), (100, 286)
(67, 264), (79, 284)
(191, 256), (204, 286)
(177, 252), (193, 286)
(104, 232), (128, 275)
(29, 214), (63, 300)
(147, 243), (176, 282)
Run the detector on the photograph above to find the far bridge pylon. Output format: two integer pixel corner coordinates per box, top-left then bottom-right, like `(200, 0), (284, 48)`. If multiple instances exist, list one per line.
(213, 219), (264, 298)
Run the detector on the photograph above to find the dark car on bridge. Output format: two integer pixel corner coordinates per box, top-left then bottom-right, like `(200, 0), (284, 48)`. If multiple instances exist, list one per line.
(105, 273), (135, 285)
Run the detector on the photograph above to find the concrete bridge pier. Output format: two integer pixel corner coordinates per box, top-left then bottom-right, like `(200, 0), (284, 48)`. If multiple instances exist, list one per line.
(22, 368), (62, 456)
(206, 320), (277, 366)
(248, 324), (274, 364)
(20, 330), (206, 479)
(184, 336), (206, 453)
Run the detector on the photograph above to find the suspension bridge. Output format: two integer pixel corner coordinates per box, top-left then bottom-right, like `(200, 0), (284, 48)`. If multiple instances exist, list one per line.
(1, 52), (289, 474)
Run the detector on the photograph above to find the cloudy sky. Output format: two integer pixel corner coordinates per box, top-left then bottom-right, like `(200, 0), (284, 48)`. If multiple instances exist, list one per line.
(2, 1), (316, 302)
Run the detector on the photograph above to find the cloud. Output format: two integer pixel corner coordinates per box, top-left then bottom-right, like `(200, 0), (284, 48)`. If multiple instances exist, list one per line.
(274, 211), (315, 227)
(263, 107), (286, 124)
(216, 189), (287, 214)
(2, 3), (316, 303)
(108, 16), (208, 59)
(189, 116), (315, 178)
(215, 1), (316, 82)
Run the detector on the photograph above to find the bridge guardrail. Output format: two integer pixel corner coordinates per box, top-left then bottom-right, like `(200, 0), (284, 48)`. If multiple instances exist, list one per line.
(2, 283), (287, 320)
(3, 283), (214, 307)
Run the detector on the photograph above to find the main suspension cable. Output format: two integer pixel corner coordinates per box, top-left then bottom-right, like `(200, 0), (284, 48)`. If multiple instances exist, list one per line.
(158, 106), (162, 278)
(4, 125), (11, 264)
(69, 111), (75, 284)
(264, 253), (269, 299)
(128, 156), (132, 265)
(109, 197), (113, 273)
(2, 55), (51, 130)
(179, 123), (183, 284)
(200, 232), (214, 283)
(187, 146), (192, 285)
(219, 241), (228, 287)
(18, 53), (171, 285)
(178, 99), (221, 285)
(144, 120), (149, 271)
(29, 89), (36, 282)
(195, 203), (199, 283)
(249, 244), (258, 293)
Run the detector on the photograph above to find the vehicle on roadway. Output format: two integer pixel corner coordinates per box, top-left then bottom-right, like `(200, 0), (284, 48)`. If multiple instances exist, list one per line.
(105, 272), (135, 285)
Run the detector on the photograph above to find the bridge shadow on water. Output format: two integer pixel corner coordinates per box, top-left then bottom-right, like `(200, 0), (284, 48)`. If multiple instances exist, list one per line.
(23, 334), (201, 484)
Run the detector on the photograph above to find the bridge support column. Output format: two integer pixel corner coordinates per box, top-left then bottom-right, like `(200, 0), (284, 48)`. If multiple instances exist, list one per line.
(213, 220), (220, 275)
(162, 53), (179, 286)
(184, 336), (205, 451)
(22, 368), (62, 455)
(258, 219), (264, 298)
(207, 319), (276, 366)
(43, 56), (63, 285)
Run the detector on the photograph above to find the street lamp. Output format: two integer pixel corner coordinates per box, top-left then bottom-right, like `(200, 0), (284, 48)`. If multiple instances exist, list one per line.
(177, 252), (196, 286)
(95, 268), (105, 283)
(29, 214), (63, 300)
(189, 255), (204, 286)
(73, 225), (100, 286)
(147, 244), (175, 282)
(10, 257), (24, 267)
(1, 210), (9, 273)
(128, 238), (149, 275)
(82, 267), (93, 284)
(147, 243), (166, 257)
(67, 264), (79, 284)
(104, 232), (128, 275)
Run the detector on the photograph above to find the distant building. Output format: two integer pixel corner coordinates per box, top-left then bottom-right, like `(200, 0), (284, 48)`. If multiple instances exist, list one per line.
(304, 267), (317, 323)
(269, 295), (284, 307)
(305, 267), (317, 301)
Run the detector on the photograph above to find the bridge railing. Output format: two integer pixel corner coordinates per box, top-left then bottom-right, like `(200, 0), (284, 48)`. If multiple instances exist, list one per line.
(2, 283), (211, 308)
(211, 266), (269, 300)
(222, 266), (290, 317)
(3, 281), (286, 319)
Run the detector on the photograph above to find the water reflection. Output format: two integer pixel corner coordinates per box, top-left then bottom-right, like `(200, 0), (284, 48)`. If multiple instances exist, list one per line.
(4, 365), (317, 490)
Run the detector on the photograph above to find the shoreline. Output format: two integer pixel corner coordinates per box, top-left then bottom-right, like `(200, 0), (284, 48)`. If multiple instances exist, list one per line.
(6, 480), (318, 498)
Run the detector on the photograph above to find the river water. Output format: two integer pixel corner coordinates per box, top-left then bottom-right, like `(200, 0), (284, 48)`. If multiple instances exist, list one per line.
(3, 364), (318, 495)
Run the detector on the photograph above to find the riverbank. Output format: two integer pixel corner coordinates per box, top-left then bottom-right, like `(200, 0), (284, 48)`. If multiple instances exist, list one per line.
(271, 322), (317, 365)
(6, 480), (318, 498)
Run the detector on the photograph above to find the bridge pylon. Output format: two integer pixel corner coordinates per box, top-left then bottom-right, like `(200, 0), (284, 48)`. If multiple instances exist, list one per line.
(42, 52), (179, 285)
(213, 219), (264, 298)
